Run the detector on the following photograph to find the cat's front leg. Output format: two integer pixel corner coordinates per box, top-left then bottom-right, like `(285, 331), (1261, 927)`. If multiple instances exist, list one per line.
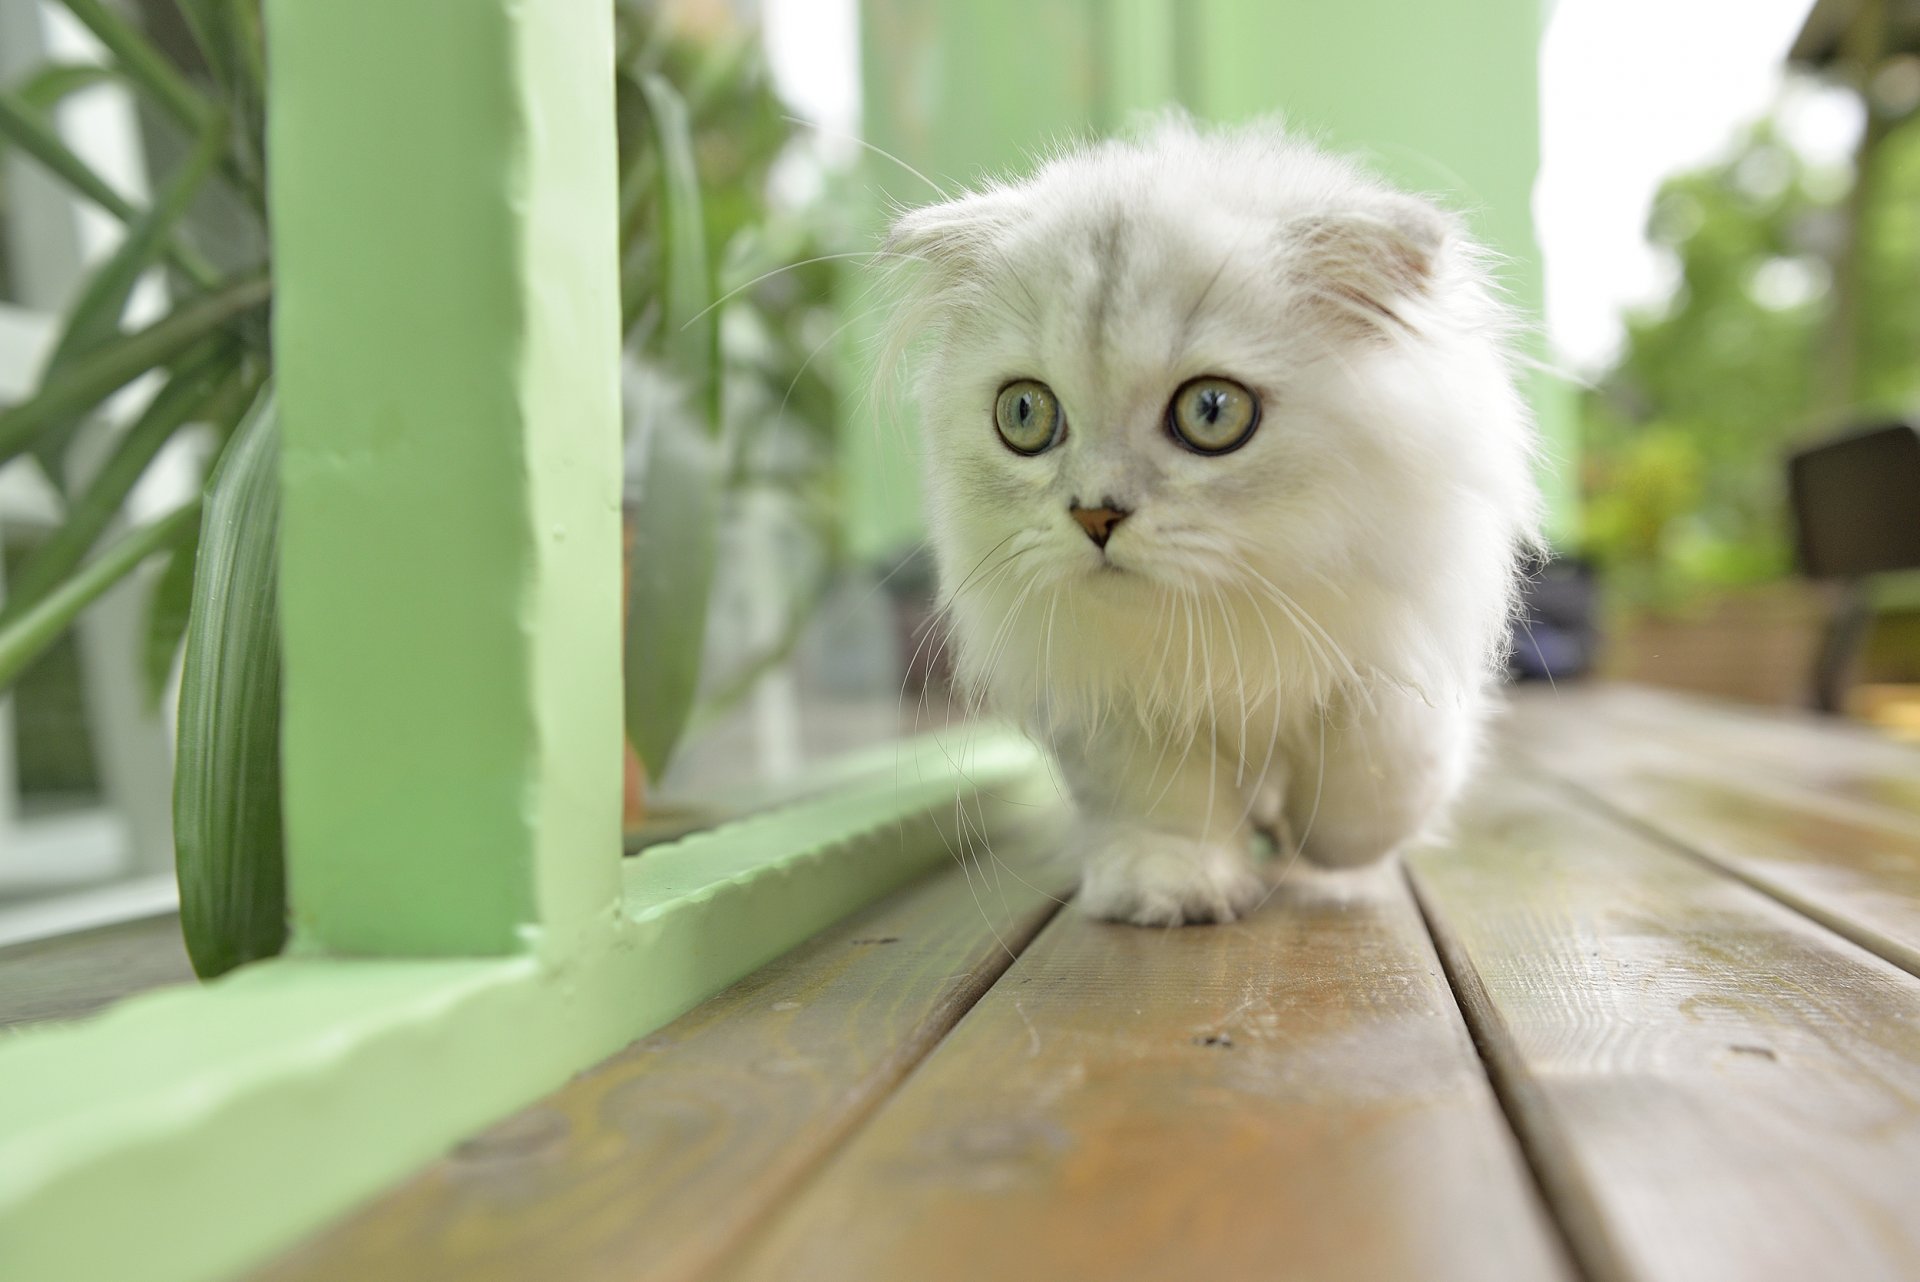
(1285, 686), (1482, 868)
(1051, 722), (1266, 927)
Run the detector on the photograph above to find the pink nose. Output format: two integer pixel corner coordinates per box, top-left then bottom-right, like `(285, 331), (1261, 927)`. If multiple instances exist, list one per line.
(1070, 504), (1130, 548)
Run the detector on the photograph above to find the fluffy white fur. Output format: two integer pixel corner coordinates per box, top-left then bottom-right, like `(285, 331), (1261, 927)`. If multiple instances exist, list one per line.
(885, 118), (1541, 926)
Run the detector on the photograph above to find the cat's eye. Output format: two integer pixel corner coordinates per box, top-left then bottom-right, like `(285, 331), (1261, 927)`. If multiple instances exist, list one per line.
(1168, 376), (1260, 455)
(994, 380), (1064, 455)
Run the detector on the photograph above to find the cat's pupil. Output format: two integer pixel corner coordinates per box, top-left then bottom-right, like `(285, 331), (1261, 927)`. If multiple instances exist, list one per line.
(1018, 395), (1032, 423)
(1199, 389), (1223, 423)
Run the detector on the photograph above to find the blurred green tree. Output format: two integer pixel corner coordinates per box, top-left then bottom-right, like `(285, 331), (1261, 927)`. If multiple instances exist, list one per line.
(1582, 103), (1920, 608)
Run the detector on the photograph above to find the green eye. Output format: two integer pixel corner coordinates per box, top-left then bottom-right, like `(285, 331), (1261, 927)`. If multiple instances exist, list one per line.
(994, 380), (1063, 455)
(1168, 376), (1259, 454)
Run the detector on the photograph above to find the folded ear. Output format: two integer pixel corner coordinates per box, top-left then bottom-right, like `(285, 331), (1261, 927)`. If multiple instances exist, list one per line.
(1284, 196), (1453, 332)
(885, 187), (1016, 272)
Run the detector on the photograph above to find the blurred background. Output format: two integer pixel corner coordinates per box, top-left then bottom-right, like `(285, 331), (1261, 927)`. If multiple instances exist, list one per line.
(0, 0), (1915, 955)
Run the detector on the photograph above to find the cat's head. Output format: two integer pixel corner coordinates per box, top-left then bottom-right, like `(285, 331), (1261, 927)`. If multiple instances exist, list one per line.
(884, 118), (1538, 722)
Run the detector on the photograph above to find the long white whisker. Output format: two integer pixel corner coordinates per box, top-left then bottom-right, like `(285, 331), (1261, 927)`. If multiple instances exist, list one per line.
(781, 114), (951, 198)
(680, 250), (926, 331)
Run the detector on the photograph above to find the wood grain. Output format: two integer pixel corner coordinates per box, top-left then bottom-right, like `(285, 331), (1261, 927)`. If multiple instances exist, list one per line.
(1410, 772), (1920, 1282)
(716, 864), (1573, 1282)
(1506, 687), (1920, 977)
(1510, 684), (1920, 825)
(253, 851), (1066, 1282)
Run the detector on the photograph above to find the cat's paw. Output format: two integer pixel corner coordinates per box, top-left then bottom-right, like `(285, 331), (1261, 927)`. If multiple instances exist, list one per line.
(1077, 830), (1267, 927)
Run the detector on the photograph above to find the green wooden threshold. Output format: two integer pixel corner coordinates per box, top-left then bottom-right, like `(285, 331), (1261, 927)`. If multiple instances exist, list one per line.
(0, 730), (1046, 1282)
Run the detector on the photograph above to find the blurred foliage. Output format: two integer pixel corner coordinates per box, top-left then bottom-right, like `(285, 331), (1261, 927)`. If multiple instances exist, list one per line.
(0, 0), (851, 972)
(613, 1), (850, 770)
(1581, 101), (1920, 610)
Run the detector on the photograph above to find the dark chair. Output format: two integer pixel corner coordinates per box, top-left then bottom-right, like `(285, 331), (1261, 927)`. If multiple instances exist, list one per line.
(1786, 421), (1920, 713)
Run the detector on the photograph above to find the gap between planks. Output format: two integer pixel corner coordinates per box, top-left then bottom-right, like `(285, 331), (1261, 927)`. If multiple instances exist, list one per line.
(1406, 857), (1630, 1282)
(710, 857), (1573, 1282)
(1408, 767), (1920, 1282)
(1504, 693), (1920, 982)
(1527, 761), (1920, 983)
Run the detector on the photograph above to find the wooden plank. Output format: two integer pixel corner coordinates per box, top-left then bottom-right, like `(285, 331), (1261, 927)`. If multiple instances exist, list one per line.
(0, 729), (1046, 1282)
(1409, 772), (1920, 1282)
(1508, 688), (1920, 977)
(1511, 684), (1920, 824)
(0, 914), (193, 1030)
(717, 866), (1573, 1282)
(253, 847), (1067, 1282)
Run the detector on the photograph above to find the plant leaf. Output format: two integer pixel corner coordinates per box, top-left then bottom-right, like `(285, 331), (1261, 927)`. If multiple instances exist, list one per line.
(14, 63), (118, 113)
(0, 88), (220, 286)
(24, 117), (232, 486)
(173, 382), (284, 978)
(0, 86), (135, 217)
(691, 493), (835, 727)
(0, 272), (269, 468)
(173, 0), (267, 208)
(141, 364), (258, 707)
(59, 0), (214, 134)
(52, 114), (231, 364)
(636, 73), (720, 434)
(0, 343), (232, 621)
(142, 508), (200, 709)
(0, 500), (199, 691)
(623, 372), (724, 779)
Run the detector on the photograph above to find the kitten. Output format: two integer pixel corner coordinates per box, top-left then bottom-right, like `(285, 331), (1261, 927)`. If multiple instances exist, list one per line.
(885, 117), (1540, 926)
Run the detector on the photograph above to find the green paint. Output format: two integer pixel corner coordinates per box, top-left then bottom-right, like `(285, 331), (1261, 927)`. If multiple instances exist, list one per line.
(847, 0), (1110, 562)
(268, 0), (624, 957)
(0, 730), (1048, 1282)
(1190, 0), (1575, 542)
(851, 0), (1573, 553)
(1099, 0), (1183, 124)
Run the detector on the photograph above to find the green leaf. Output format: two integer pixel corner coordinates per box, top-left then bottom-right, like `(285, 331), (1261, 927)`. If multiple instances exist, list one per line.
(173, 0), (267, 207)
(53, 115), (231, 364)
(143, 367), (260, 709)
(175, 0), (265, 103)
(14, 63), (118, 113)
(0, 86), (134, 217)
(0, 500), (199, 691)
(24, 116), (233, 487)
(2, 344), (231, 622)
(691, 495), (834, 727)
(624, 376), (724, 780)
(60, 0), (214, 134)
(0, 89), (220, 287)
(142, 510), (199, 709)
(173, 383), (285, 978)
(637, 73), (720, 434)
(0, 272), (270, 468)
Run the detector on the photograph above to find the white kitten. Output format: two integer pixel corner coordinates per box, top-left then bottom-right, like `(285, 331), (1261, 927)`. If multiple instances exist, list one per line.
(884, 117), (1541, 926)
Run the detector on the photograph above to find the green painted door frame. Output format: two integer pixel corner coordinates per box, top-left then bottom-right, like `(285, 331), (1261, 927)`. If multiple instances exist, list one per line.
(849, 0), (1575, 558)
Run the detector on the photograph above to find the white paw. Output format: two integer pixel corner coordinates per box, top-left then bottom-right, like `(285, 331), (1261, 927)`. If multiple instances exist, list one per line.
(1077, 829), (1268, 927)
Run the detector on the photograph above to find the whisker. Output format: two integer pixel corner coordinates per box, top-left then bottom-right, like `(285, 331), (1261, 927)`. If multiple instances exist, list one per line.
(680, 249), (927, 331)
(781, 114), (951, 199)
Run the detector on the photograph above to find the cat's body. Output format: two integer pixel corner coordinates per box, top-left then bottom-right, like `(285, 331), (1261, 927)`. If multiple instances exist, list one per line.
(887, 119), (1539, 925)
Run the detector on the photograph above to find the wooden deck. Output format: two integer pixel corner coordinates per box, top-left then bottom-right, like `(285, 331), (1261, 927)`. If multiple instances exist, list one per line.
(252, 683), (1920, 1282)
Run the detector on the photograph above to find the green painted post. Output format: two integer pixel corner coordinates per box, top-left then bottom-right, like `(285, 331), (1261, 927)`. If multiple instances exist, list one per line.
(849, 0), (1108, 563)
(269, 0), (624, 956)
(1190, 0), (1576, 543)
